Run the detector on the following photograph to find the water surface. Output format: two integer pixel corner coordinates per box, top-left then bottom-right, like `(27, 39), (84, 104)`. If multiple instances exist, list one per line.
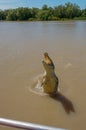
(0, 21), (86, 130)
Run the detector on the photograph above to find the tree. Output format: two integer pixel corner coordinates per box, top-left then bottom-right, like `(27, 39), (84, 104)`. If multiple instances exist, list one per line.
(37, 10), (49, 20)
(31, 7), (39, 20)
(65, 2), (80, 18)
(0, 3), (84, 21)
(54, 5), (66, 18)
(6, 9), (17, 21)
(81, 8), (86, 17)
(16, 7), (32, 20)
(0, 10), (6, 20)
(42, 4), (48, 10)
(0, 10), (3, 20)
(38, 5), (53, 21)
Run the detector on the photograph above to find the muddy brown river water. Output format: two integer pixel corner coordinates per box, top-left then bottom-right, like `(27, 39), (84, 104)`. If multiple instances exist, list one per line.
(0, 21), (86, 130)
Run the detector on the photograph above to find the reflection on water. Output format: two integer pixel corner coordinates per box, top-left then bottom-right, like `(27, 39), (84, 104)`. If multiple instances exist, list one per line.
(0, 21), (86, 130)
(50, 92), (75, 114)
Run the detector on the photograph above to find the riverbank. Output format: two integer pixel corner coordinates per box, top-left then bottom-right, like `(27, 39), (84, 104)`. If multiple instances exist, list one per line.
(0, 2), (86, 21)
(0, 19), (86, 22)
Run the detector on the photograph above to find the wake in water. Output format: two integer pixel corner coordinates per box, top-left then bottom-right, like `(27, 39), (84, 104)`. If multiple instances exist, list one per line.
(28, 74), (48, 96)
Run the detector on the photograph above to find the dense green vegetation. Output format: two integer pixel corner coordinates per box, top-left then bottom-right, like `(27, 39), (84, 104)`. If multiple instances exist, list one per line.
(0, 2), (86, 21)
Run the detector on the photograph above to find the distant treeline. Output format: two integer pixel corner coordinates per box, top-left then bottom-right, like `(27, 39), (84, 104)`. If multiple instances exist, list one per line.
(0, 2), (86, 21)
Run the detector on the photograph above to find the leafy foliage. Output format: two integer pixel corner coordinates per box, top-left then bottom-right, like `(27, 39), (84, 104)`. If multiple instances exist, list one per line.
(0, 3), (86, 21)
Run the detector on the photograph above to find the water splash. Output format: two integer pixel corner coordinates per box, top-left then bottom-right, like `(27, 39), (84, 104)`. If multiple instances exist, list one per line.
(64, 62), (72, 69)
(28, 74), (48, 96)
